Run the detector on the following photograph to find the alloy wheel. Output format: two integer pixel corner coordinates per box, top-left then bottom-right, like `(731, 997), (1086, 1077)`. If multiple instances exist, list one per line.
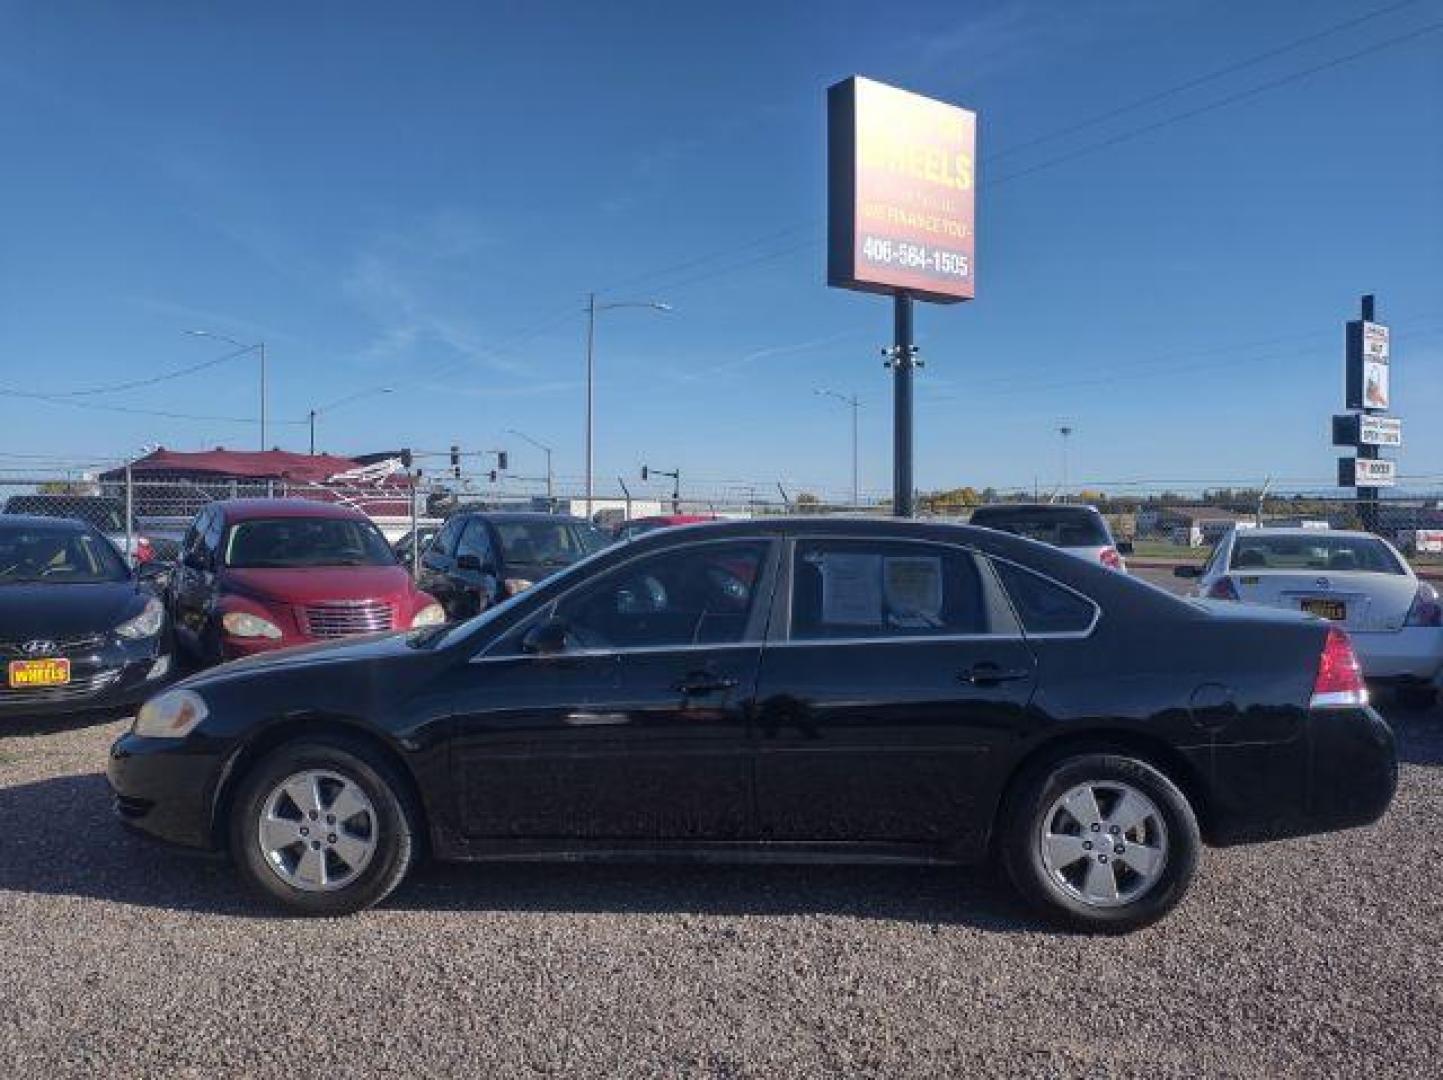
(257, 769), (379, 892)
(1038, 780), (1168, 908)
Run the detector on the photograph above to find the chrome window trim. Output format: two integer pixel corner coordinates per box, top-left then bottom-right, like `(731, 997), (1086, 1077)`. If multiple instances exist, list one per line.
(470, 640), (763, 664)
(471, 535), (778, 662)
(985, 554), (1102, 640)
(768, 632), (1026, 649)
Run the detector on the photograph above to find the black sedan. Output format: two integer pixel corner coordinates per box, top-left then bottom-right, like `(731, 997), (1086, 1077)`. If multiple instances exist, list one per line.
(108, 518), (1396, 930)
(0, 515), (173, 717)
(417, 511), (610, 619)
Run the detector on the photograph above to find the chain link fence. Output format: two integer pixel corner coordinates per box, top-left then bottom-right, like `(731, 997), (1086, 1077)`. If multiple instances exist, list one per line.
(3, 465), (1441, 566)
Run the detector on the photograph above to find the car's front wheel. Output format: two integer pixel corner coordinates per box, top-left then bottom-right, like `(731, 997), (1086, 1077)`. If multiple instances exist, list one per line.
(1000, 752), (1200, 933)
(229, 738), (419, 916)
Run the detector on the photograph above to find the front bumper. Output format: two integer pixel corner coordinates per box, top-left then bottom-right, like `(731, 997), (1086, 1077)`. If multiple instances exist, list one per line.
(1350, 626), (1443, 684)
(107, 732), (227, 851)
(0, 640), (172, 718)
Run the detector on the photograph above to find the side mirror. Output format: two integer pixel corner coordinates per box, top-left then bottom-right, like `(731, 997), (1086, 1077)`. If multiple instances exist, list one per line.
(1115, 540), (1135, 557)
(521, 618), (569, 656)
(1173, 564), (1203, 579)
(136, 560), (173, 582)
(456, 554), (485, 573)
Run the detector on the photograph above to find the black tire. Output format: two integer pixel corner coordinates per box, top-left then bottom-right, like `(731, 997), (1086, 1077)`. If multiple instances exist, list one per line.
(1396, 684), (1437, 711)
(228, 737), (419, 916)
(1000, 752), (1200, 933)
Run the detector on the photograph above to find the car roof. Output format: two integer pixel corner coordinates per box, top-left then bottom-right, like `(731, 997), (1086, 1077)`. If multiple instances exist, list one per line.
(970, 502), (1101, 515)
(453, 511), (589, 525)
(214, 498), (370, 523)
(1234, 527), (1379, 540)
(0, 513), (93, 531)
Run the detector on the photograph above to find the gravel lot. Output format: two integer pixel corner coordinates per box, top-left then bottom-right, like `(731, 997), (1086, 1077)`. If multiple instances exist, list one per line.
(3, 657), (1441, 1076)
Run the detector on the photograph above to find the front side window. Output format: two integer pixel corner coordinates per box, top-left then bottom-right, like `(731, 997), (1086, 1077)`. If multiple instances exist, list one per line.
(551, 540), (769, 650)
(456, 521), (493, 563)
(0, 525), (128, 583)
(223, 517), (396, 569)
(790, 540), (987, 640)
(991, 559), (1097, 635)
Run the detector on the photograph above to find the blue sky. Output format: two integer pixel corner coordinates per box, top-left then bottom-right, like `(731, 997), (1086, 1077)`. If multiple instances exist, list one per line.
(1, 0), (1439, 499)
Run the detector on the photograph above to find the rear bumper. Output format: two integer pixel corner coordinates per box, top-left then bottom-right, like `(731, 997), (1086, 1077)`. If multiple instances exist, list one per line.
(1207, 706), (1397, 846)
(1350, 627), (1443, 683)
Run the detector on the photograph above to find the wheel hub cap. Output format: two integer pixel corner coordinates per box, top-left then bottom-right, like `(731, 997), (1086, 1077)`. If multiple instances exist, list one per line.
(1038, 780), (1168, 908)
(257, 769), (378, 893)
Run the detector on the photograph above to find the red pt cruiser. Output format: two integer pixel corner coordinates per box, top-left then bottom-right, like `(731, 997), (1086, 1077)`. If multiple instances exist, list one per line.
(169, 499), (444, 664)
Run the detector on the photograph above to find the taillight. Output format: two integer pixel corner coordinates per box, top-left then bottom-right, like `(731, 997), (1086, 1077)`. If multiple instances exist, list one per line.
(1311, 627), (1368, 709)
(134, 537), (154, 564)
(1207, 576), (1239, 601)
(1099, 547), (1123, 570)
(1405, 582), (1442, 627)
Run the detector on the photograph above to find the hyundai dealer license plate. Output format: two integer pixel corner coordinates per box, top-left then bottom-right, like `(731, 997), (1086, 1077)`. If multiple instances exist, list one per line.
(8, 658), (70, 688)
(1301, 599), (1346, 621)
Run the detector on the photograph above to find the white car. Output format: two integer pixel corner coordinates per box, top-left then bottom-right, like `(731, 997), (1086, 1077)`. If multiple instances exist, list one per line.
(1178, 526), (1442, 707)
(968, 503), (1130, 572)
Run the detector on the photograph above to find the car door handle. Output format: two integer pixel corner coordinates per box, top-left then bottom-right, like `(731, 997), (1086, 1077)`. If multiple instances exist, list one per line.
(673, 674), (740, 696)
(959, 663), (1031, 686)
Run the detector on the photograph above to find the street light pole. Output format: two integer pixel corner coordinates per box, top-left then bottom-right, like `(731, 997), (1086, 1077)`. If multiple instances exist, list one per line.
(582, 295), (671, 520)
(505, 429), (555, 506)
(308, 387), (393, 456)
(184, 330), (266, 450)
(1058, 424), (1074, 503)
(816, 389), (861, 509)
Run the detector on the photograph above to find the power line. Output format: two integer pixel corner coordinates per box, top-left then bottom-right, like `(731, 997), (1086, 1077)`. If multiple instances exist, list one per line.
(0, 386), (306, 426)
(990, 20), (1443, 187)
(986, 0), (1428, 163)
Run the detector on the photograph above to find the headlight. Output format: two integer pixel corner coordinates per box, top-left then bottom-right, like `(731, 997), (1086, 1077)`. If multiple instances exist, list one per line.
(221, 611), (282, 639)
(410, 602), (446, 628)
(503, 578), (534, 596)
(116, 596), (164, 640)
(133, 689), (208, 738)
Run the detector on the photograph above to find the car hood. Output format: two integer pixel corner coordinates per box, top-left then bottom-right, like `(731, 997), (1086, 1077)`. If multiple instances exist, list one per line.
(0, 581), (147, 640)
(222, 565), (418, 606)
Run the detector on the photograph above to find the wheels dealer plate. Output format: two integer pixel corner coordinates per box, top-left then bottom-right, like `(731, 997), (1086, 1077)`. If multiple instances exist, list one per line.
(7, 658), (71, 688)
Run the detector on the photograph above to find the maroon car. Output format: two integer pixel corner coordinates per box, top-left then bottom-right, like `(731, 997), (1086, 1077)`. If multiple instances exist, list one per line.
(168, 499), (443, 664)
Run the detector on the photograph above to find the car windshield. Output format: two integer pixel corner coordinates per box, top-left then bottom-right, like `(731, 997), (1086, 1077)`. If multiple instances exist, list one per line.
(1230, 535), (1403, 574)
(0, 524), (129, 583)
(494, 520), (609, 566)
(224, 517), (397, 569)
(5, 497), (129, 533)
(970, 509), (1110, 548)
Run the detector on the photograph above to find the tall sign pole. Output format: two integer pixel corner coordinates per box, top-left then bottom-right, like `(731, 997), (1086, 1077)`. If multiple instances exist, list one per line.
(1334, 293), (1399, 530)
(827, 77), (976, 518)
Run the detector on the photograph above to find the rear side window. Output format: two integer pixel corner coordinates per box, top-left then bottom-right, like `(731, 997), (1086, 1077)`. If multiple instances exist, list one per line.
(971, 508), (1110, 549)
(791, 540), (988, 640)
(991, 559), (1097, 635)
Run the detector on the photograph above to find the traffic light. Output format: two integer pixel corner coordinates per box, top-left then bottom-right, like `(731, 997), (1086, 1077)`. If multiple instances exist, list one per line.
(641, 465), (649, 481)
(449, 445), (459, 467)
(496, 451), (508, 471)
(400, 448), (413, 469)
(488, 469), (498, 483)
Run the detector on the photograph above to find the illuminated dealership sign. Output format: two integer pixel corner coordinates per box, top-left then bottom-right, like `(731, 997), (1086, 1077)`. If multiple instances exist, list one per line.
(827, 77), (977, 303)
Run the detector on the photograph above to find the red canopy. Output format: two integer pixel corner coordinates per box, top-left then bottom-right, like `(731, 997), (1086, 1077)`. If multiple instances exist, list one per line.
(109, 448), (361, 484)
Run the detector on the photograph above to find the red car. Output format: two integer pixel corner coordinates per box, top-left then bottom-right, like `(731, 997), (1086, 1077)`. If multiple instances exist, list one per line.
(614, 514), (719, 541)
(168, 499), (443, 664)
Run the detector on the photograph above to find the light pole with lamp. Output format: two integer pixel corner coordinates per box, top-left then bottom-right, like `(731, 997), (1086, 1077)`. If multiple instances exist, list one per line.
(815, 389), (861, 509)
(308, 387), (394, 455)
(584, 294), (671, 518)
(184, 330), (267, 450)
(1058, 424), (1074, 503)
(504, 428), (555, 505)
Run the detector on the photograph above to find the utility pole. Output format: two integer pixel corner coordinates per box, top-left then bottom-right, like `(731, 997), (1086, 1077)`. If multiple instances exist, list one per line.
(884, 295), (920, 517)
(816, 389), (861, 509)
(1058, 424), (1074, 503)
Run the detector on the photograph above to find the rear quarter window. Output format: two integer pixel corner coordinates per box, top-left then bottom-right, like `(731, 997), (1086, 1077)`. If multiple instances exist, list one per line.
(991, 559), (1097, 634)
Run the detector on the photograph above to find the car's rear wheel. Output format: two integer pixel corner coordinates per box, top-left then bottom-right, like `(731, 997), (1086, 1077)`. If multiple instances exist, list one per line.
(229, 738), (418, 916)
(1000, 752), (1200, 933)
